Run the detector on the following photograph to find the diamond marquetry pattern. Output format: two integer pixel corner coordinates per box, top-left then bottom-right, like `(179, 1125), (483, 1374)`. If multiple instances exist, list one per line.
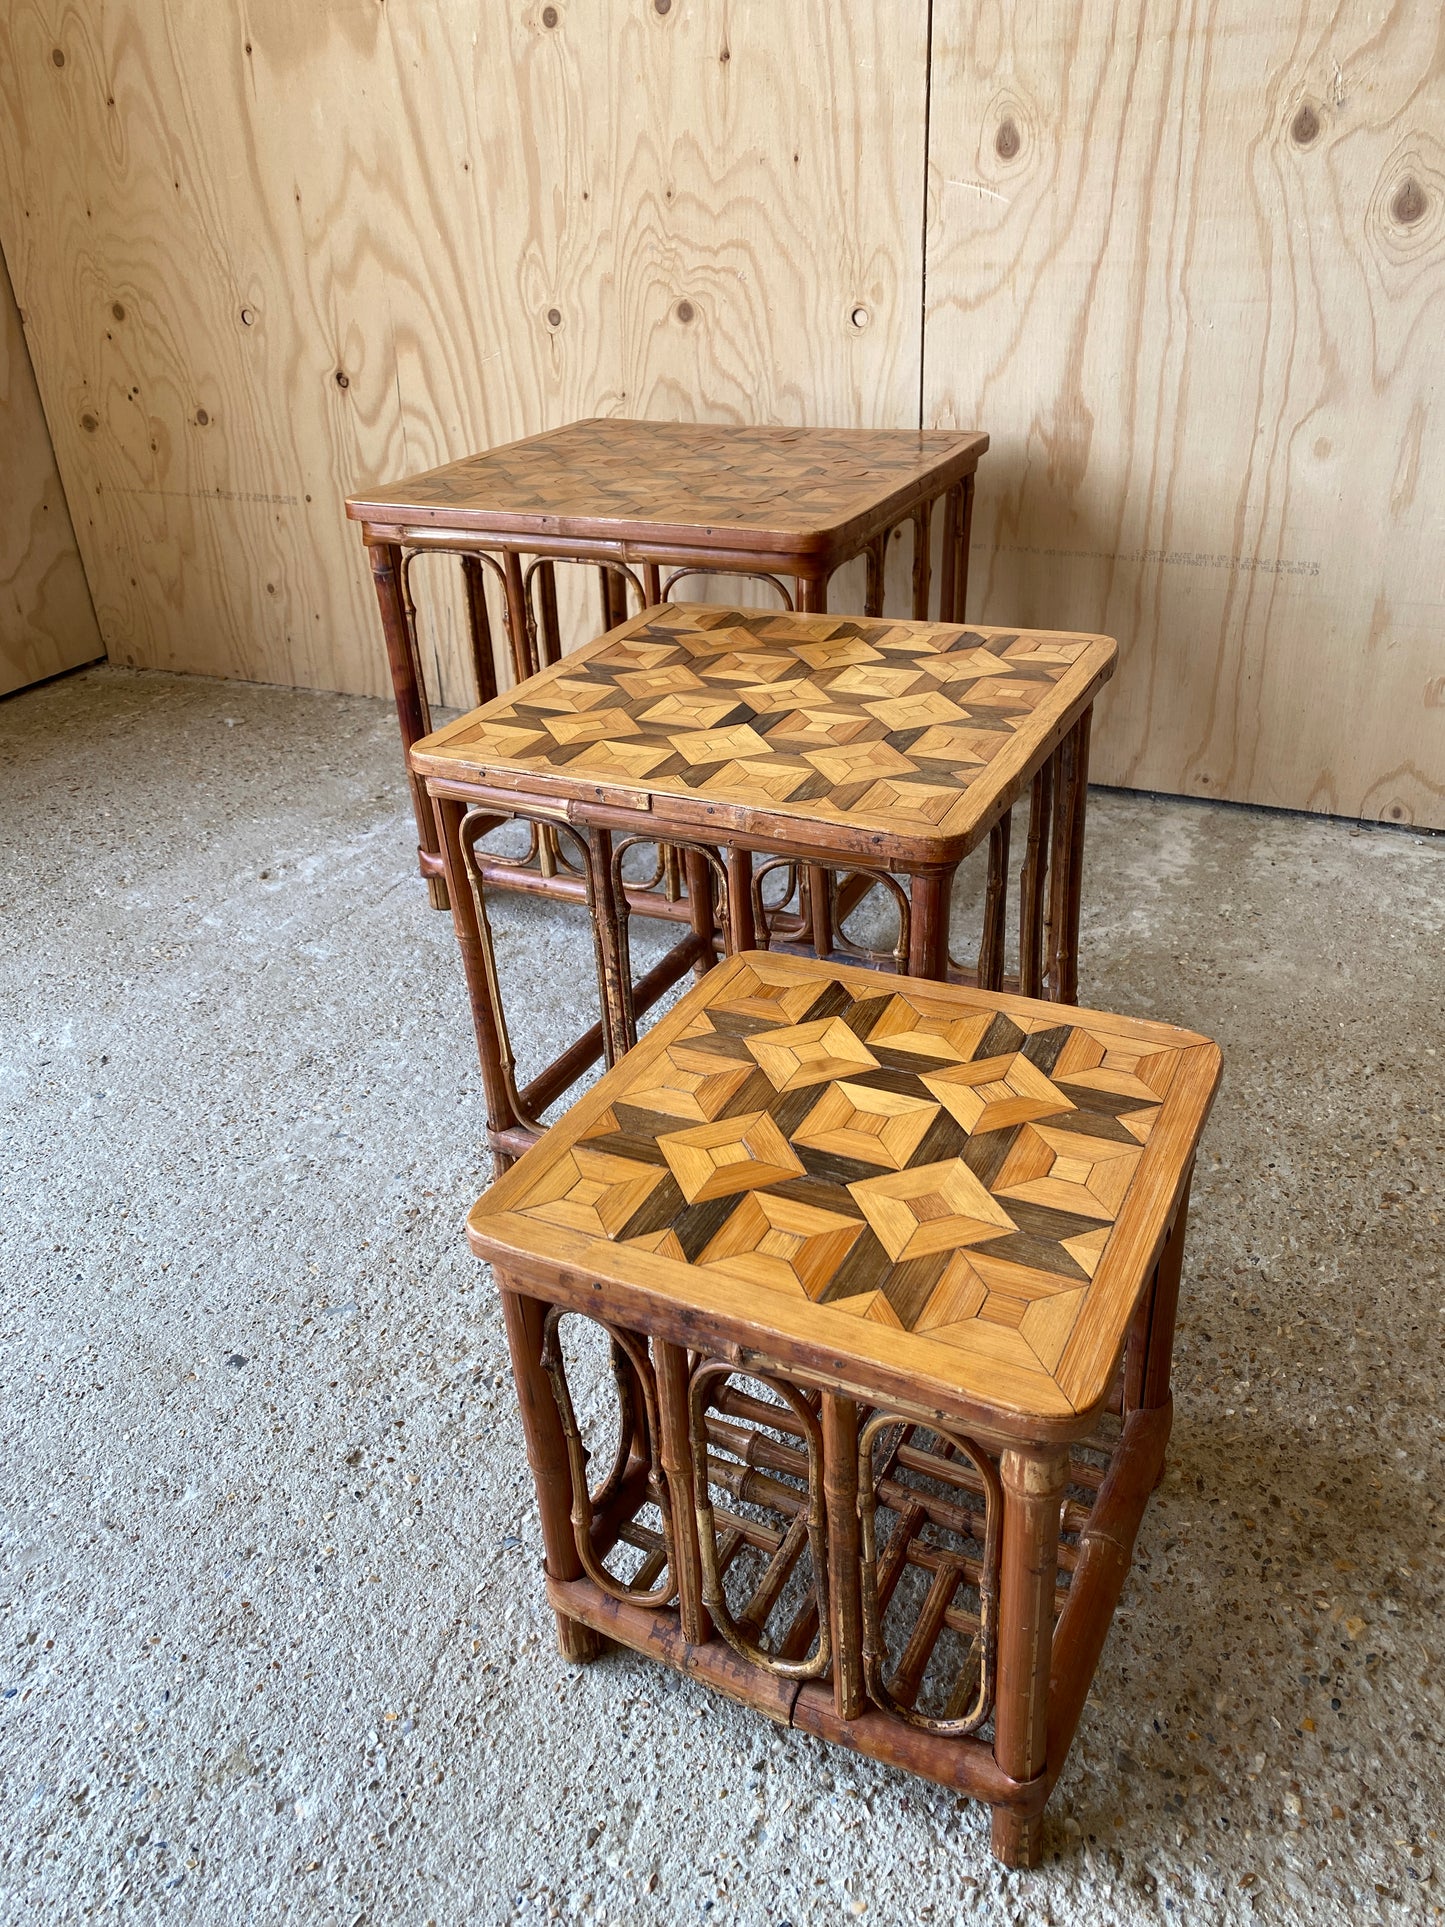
(350, 419), (983, 537)
(417, 603), (1104, 845)
(508, 961), (1195, 1388)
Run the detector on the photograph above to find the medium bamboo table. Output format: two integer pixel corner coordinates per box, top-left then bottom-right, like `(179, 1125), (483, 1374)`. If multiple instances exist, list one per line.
(346, 419), (988, 909)
(467, 952), (1221, 1866)
(410, 602), (1116, 1168)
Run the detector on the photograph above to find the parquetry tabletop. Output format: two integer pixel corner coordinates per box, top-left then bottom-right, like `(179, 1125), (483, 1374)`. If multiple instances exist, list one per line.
(468, 954), (1221, 1437)
(346, 419), (988, 557)
(410, 604), (1116, 865)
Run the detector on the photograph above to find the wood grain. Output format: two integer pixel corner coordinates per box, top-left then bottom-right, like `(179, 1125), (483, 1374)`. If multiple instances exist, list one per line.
(411, 602), (1116, 867)
(923, 0), (1445, 827)
(467, 949), (1222, 1437)
(0, 0), (927, 709)
(2, 0), (1437, 820)
(0, 243), (101, 697)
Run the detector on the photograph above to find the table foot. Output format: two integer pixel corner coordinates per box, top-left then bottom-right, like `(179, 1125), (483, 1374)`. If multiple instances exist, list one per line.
(991, 1806), (1047, 1868)
(555, 1614), (604, 1664)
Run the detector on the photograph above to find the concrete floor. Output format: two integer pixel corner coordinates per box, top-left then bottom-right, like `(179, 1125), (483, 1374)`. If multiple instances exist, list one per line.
(1, 664), (1442, 1927)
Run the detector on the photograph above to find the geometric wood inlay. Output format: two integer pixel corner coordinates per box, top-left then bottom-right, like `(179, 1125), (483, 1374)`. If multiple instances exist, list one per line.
(470, 953), (1222, 1423)
(348, 419), (989, 550)
(412, 603), (1117, 858)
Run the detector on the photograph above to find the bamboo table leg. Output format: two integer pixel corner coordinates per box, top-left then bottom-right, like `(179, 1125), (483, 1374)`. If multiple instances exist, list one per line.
(533, 559), (563, 670)
(368, 540), (448, 910)
(807, 865), (834, 960)
(725, 847), (757, 952)
(684, 847), (719, 979)
(821, 1395), (863, 1720)
(911, 499), (932, 621)
(977, 816), (1011, 993)
(991, 1446), (1068, 1867)
(501, 549), (562, 882)
(1115, 1159), (1195, 1496)
(598, 565), (630, 630)
(1018, 762), (1053, 1000)
(654, 1341), (710, 1645)
(796, 573), (834, 950)
(460, 554), (500, 707)
(502, 549), (538, 683)
(1044, 708), (1093, 1004)
(907, 870), (953, 979)
(864, 535), (887, 619)
(586, 825), (635, 1062)
(1139, 1170), (1192, 1416)
(938, 486), (960, 623)
(499, 1285), (602, 1664)
(955, 472), (976, 624)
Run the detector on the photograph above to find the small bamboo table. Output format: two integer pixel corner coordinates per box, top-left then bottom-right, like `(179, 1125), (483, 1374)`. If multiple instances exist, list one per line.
(467, 952), (1221, 1865)
(346, 419), (988, 909)
(410, 603), (1115, 1168)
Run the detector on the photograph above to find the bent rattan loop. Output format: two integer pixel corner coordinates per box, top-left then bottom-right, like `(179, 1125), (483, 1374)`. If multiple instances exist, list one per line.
(610, 834), (729, 1008)
(688, 1361), (832, 1681)
(833, 869), (911, 968)
(661, 567), (795, 610)
(540, 1307), (677, 1611)
(459, 805), (612, 1129)
(405, 545), (512, 690)
(857, 1414), (1002, 1737)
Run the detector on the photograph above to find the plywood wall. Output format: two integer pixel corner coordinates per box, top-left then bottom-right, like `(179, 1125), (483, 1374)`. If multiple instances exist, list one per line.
(0, 1), (926, 713)
(924, 0), (1445, 826)
(0, 0), (1440, 822)
(0, 243), (101, 697)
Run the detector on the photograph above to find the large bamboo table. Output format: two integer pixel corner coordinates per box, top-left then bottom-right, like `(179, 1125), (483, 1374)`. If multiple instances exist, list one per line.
(346, 419), (988, 909)
(467, 952), (1221, 1866)
(410, 602), (1116, 1168)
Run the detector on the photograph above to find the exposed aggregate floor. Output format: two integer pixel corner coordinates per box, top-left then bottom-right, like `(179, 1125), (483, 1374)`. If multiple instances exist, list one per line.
(1, 665), (1442, 1926)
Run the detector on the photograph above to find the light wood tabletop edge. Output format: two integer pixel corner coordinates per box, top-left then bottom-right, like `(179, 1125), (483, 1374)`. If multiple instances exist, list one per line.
(1053, 1039), (1223, 1415)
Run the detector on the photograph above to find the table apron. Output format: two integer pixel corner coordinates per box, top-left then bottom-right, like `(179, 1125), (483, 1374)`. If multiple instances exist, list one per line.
(421, 773), (984, 875)
(478, 1257), (1110, 1453)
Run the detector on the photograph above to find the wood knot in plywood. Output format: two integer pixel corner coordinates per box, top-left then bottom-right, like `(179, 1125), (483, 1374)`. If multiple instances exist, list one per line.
(1391, 176), (1427, 227)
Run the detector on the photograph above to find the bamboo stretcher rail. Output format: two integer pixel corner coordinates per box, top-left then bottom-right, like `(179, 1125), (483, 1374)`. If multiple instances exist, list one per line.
(890, 1563), (965, 1708)
(544, 1574), (1046, 1818)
